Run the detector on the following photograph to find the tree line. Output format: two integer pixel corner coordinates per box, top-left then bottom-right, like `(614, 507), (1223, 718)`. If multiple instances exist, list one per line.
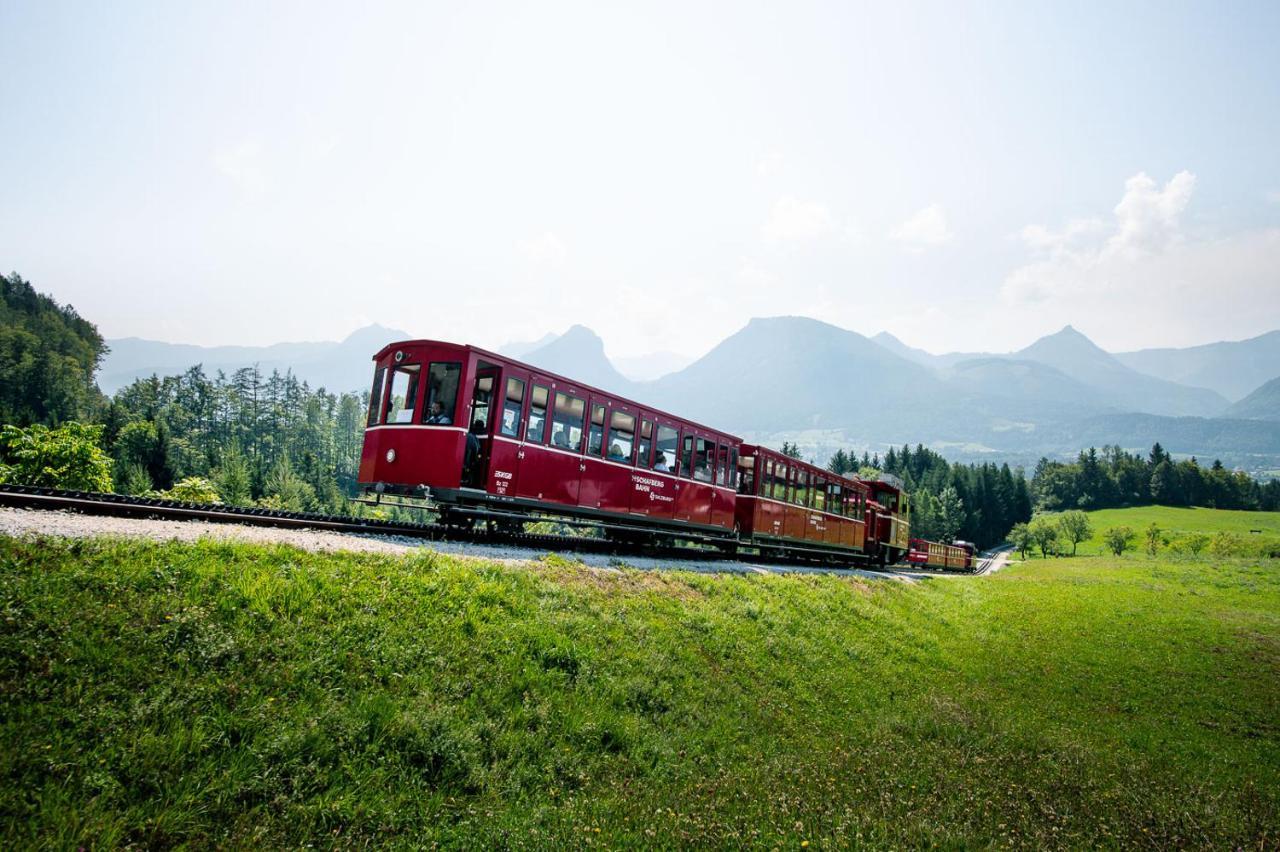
(1031, 444), (1280, 513)
(827, 444), (1034, 550)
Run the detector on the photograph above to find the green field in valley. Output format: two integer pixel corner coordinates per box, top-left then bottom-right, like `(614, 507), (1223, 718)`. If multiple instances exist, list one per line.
(1053, 505), (1280, 557)
(2, 534), (1278, 848)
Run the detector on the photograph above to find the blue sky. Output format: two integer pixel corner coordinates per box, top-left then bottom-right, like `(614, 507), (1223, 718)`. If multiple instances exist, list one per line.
(2, 0), (1278, 358)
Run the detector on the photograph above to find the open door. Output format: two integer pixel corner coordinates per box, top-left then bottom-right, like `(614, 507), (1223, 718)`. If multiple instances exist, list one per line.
(463, 366), (499, 488)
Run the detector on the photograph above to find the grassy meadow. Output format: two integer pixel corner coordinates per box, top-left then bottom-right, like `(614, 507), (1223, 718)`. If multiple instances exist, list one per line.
(1050, 505), (1280, 557)
(1, 534), (1278, 848)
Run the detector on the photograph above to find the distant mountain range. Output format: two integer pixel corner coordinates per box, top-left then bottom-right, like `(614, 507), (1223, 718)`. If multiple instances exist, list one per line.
(99, 319), (1280, 472)
(97, 324), (410, 394)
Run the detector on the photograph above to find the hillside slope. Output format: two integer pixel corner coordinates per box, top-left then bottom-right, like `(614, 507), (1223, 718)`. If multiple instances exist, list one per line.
(1015, 326), (1228, 417)
(2, 536), (1276, 848)
(1227, 376), (1280, 421)
(1117, 330), (1280, 402)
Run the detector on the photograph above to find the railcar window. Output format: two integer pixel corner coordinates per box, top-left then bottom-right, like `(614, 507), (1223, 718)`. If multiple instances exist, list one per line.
(728, 447), (739, 490)
(423, 362), (461, 425)
(771, 461), (786, 500)
(636, 420), (654, 468)
(550, 393), (585, 452)
(715, 444), (729, 486)
(468, 374), (494, 431)
(587, 404), (606, 457)
(795, 470), (809, 507)
(692, 438), (713, 482)
(681, 435), (695, 479)
(367, 367), (386, 427)
(830, 483), (844, 516)
(737, 454), (755, 495)
(527, 384), (550, 443)
(654, 425), (677, 473)
(813, 477), (826, 512)
(608, 410), (635, 462)
(500, 378), (525, 438)
(384, 364), (421, 424)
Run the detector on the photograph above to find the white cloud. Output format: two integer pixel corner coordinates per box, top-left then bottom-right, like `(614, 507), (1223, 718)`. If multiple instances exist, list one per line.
(1001, 170), (1280, 347)
(736, 258), (778, 290)
(890, 203), (953, 250)
(516, 231), (567, 265)
(761, 197), (836, 242)
(1107, 170), (1195, 257)
(1267, 189), (1280, 204)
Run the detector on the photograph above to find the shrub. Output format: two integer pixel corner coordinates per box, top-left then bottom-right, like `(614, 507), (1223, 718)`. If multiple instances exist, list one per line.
(160, 476), (222, 504)
(1102, 526), (1135, 556)
(0, 422), (113, 492)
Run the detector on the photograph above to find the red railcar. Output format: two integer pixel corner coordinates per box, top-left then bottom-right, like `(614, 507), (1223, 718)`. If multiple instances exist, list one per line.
(906, 538), (976, 571)
(359, 340), (741, 537)
(733, 445), (870, 556)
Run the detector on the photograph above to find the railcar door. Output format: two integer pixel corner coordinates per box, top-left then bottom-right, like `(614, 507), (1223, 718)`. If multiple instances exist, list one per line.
(674, 431), (713, 526)
(487, 372), (528, 500)
(462, 367), (500, 488)
(710, 443), (736, 530)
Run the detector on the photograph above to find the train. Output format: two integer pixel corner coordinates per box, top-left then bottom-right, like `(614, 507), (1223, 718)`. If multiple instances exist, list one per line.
(357, 339), (974, 571)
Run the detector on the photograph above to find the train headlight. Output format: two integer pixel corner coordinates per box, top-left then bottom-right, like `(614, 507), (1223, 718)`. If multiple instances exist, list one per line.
(385, 449), (397, 463)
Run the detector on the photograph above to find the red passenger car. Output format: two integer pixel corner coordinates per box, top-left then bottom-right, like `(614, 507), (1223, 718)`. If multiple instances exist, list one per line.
(733, 445), (870, 556)
(359, 340), (742, 538)
(906, 538), (976, 571)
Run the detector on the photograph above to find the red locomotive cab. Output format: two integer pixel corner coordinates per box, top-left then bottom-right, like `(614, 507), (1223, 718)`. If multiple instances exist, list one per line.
(358, 339), (742, 539)
(359, 343), (471, 494)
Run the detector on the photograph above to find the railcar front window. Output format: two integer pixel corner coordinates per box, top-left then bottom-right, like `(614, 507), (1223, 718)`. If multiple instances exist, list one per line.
(587, 404), (606, 457)
(423, 362), (461, 425)
(654, 425), (677, 473)
(608, 410), (635, 462)
(636, 420), (654, 468)
(550, 393), (585, 452)
(384, 363), (421, 424)
(501, 378), (525, 438)
(527, 384), (550, 443)
(367, 367), (386, 426)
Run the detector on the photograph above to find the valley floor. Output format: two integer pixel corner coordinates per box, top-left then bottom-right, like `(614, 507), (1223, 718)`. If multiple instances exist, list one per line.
(1, 534), (1276, 848)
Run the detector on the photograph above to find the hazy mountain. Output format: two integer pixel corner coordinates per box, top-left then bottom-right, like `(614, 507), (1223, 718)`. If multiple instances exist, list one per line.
(499, 331), (560, 359)
(1226, 376), (1280, 421)
(871, 332), (980, 369)
(98, 324), (410, 394)
(1014, 325), (1229, 417)
(1116, 330), (1280, 402)
(519, 325), (637, 396)
(613, 351), (694, 382)
(940, 357), (1116, 419)
(648, 316), (983, 441)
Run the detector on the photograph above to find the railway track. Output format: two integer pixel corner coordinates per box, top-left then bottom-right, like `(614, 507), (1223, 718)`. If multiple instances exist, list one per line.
(0, 484), (985, 575)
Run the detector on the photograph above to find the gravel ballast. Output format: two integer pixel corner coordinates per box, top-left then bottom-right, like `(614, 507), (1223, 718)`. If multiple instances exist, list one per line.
(0, 506), (930, 580)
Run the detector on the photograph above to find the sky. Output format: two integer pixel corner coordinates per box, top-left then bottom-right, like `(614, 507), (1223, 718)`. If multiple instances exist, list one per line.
(2, 0), (1278, 360)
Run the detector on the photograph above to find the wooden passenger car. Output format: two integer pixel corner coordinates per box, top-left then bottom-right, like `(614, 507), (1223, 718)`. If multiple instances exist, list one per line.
(733, 445), (870, 556)
(906, 538), (975, 571)
(358, 340), (742, 535)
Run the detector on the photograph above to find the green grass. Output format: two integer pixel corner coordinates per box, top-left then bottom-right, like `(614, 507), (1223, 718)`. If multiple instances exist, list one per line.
(1064, 505), (1280, 556)
(2, 536), (1278, 848)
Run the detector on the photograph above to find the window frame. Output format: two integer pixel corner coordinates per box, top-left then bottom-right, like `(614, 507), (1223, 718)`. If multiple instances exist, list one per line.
(500, 376), (525, 439)
(367, 366), (386, 427)
(421, 361), (462, 426)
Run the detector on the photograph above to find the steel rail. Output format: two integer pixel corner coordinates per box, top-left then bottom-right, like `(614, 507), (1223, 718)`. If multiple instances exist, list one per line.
(0, 483), (984, 574)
